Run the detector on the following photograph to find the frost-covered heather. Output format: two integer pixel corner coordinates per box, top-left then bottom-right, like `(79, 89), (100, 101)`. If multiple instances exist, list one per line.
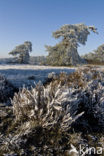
(0, 74), (17, 103)
(52, 67), (104, 129)
(0, 82), (83, 155)
(0, 65), (75, 88)
(12, 82), (83, 129)
(1, 66), (104, 155)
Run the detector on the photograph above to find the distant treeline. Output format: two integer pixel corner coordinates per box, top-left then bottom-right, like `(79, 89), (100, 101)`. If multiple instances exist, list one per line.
(3, 23), (104, 66)
(0, 56), (47, 65)
(29, 56), (47, 65)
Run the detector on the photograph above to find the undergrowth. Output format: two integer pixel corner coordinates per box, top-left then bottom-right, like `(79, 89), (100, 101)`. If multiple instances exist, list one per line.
(0, 67), (104, 156)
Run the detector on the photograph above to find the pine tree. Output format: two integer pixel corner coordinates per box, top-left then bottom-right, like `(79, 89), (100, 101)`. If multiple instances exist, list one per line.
(9, 41), (32, 64)
(46, 24), (97, 66)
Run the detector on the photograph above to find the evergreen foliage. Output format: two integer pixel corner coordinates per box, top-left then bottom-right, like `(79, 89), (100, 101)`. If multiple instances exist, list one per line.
(9, 41), (32, 64)
(83, 44), (104, 64)
(46, 24), (97, 66)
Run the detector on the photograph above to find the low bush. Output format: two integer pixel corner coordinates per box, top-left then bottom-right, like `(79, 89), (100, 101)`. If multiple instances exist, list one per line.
(0, 81), (83, 155)
(0, 74), (18, 103)
(1, 67), (104, 155)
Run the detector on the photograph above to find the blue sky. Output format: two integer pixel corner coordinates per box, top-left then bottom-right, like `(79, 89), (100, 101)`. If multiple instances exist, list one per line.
(0, 0), (104, 58)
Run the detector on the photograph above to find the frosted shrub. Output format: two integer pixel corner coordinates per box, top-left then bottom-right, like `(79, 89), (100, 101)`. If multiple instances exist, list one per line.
(12, 82), (83, 131)
(1, 67), (104, 155)
(73, 68), (104, 128)
(49, 67), (104, 129)
(80, 80), (104, 128)
(0, 74), (17, 103)
(48, 72), (57, 79)
(1, 82), (82, 155)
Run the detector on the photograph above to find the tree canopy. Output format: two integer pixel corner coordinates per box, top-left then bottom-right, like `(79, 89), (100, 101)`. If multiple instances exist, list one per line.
(46, 23), (97, 66)
(9, 41), (32, 64)
(83, 44), (104, 64)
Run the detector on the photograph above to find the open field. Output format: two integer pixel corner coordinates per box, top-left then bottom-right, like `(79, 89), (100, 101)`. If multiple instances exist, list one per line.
(0, 65), (76, 88)
(0, 64), (103, 88)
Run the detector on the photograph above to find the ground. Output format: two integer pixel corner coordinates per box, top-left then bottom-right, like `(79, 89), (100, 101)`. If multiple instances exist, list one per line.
(0, 65), (75, 88)
(0, 64), (104, 156)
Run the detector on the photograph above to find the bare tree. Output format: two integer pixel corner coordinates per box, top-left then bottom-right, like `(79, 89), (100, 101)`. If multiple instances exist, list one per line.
(9, 41), (32, 64)
(46, 23), (97, 66)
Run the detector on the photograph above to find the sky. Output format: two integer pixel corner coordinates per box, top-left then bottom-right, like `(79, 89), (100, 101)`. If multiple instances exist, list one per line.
(0, 0), (104, 58)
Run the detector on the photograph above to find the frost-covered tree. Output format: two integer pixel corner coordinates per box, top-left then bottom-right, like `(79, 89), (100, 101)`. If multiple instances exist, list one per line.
(9, 41), (32, 64)
(46, 24), (97, 66)
(83, 44), (104, 64)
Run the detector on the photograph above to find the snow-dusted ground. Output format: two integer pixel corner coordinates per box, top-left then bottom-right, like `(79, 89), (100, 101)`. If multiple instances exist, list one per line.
(0, 65), (76, 88)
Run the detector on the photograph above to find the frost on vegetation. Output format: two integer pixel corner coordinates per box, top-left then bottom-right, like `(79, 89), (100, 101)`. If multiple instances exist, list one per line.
(12, 82), (83, 130)
(1, 67), (104, 155)
(57, 67), (104, 128)
(9, 41), (32, 64)
(83, 43), (104, 64)
(46, 24), (97, 66)
(0, 74), (17, 103)
(80, 79), (104, 128)
(48, 72), (57, 79)
(0, 81), (84, 155)
(45, 67), (104, 129)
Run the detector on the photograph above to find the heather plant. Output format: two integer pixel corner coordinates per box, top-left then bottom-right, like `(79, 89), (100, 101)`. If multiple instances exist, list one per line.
(11, 67), (104, 131)
(0, 74), (18, 103)
(12, 82), (83, 130)
(0, 81), (84, 155)
(45, 67), (104, 129)
(1, 67), (104, 156)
